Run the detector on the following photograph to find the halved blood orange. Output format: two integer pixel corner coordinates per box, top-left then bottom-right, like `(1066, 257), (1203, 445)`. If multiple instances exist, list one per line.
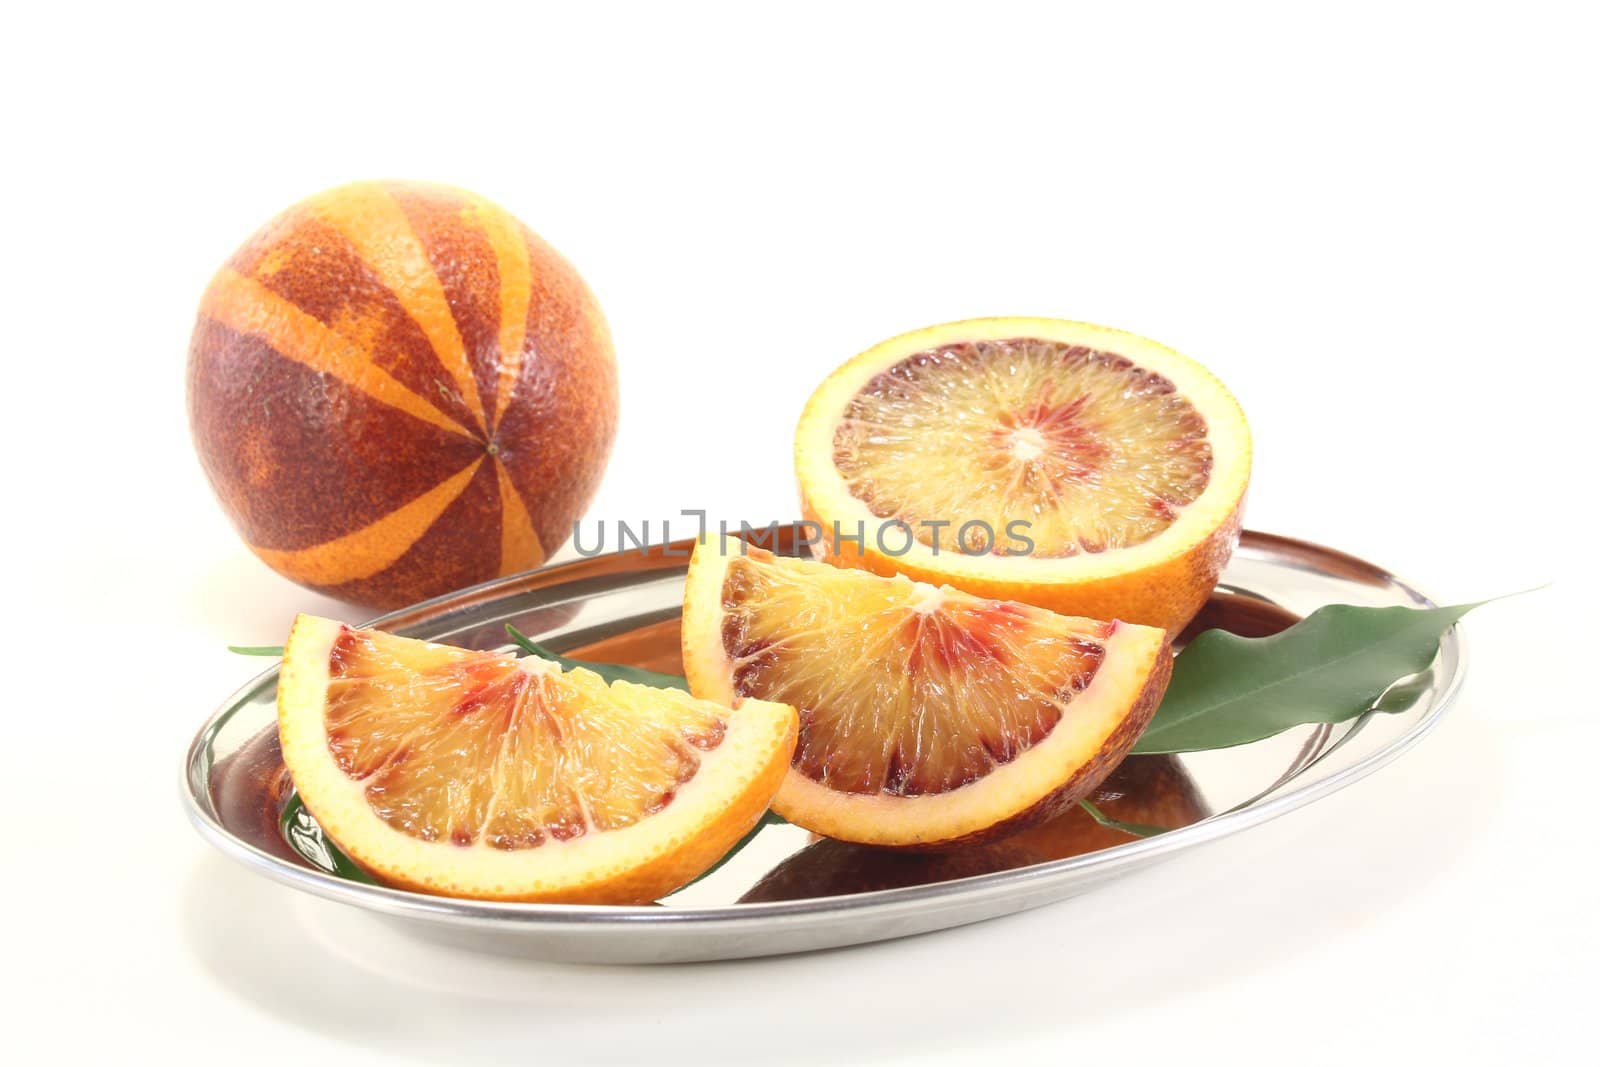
(795, 317), (1251, 633)
(277, 614), (797, 903)
(681, 537), (1173, 848)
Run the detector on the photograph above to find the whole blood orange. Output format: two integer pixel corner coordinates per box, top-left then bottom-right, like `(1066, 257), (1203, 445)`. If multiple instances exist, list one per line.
(188, 181), (617, 609)
(794, 317), (1250, 633)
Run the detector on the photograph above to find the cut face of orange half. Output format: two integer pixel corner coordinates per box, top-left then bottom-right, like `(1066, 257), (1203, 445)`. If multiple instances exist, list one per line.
(795, 317), (1251, 633)
(681, 538), (1173, 848)
(277, 615), (797, 903)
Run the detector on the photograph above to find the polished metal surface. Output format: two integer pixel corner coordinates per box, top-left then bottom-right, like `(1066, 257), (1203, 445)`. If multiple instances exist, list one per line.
(182, 529), (1465, 963)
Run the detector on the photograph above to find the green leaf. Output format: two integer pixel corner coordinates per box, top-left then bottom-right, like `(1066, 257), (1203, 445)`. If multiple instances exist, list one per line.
(279, 793), (377, 883)
(1078, 799), (1168, 838)
(228, 644), (284, 656)
(1131, 601), (1480, 754)
(504, 623), (690, 691)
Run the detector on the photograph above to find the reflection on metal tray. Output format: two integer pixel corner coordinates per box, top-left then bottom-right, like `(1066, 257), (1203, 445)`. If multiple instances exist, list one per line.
(182, 527), (1465, 964)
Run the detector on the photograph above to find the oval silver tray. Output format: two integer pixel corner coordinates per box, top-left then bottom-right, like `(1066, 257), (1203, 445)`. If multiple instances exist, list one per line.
(182, 527), (1464, 964)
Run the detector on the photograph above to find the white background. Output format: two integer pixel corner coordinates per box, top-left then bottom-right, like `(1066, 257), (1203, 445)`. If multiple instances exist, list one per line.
(6, 3), (1596, 1063)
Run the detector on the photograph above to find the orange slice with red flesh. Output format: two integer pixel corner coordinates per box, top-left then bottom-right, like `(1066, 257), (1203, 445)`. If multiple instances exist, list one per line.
(795, 317), (1251, 633)
(277, 614), (797, 903)
(681, 537), (1172, 848)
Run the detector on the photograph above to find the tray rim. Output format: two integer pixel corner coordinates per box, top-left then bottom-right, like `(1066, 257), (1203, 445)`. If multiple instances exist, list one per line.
(181, 530), (1467, 934)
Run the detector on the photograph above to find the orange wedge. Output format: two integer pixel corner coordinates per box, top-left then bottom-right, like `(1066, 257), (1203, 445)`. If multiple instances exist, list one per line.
(277, 614), (797, 903)
(681, 537), (1172, 848)
(795, 317), (1251, 633)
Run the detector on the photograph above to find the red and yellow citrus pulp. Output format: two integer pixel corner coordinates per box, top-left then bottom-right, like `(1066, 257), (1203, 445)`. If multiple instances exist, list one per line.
(795, 317), (1251, 633)
(278, 615), (797, 903)
(682, 538), (1173, 848)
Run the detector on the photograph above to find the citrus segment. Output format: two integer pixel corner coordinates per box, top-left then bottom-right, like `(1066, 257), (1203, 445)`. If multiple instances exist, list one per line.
(278, 614), (797, 902)
(681, 538), (1173, 848)
(796, 317), (1250, 632)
